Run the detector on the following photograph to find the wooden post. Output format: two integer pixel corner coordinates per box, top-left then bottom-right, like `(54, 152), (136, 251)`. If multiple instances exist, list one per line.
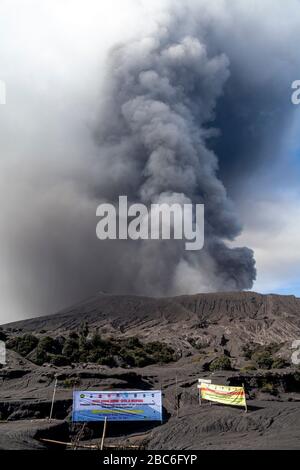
(198, 379), (212, 407)
(175, 374), (179, 418)
(73, 423), (86, 450)
(49, 376), (58, 421)
(100, 417), (107, 450)
(160, 380), (163, 424)
(243, 383), (248, 413)
(198, 385), (202, 406)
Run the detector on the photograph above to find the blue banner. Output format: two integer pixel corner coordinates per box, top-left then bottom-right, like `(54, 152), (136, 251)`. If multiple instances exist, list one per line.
(72, 390), (162, 422)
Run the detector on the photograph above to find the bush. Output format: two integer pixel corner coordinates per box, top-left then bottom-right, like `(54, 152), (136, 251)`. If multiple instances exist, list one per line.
(122, 337), (142, 349)
(8, 325), (176, 369)
(252, 351), (273, 370)
(272, 358), (288, 369)
(260, 381), (278, 396)
(145, 341), (175, 364)
(38, 336), (61, 355)
(34, 337), (63, 365)
(90, 333), (108, 350)
(131, 353), (151, 368)
(79, 322), (89, 339)
(69, 332), (79, 340)
(7, 334), (38, 356)
(62, 377), (80, 388)
(50, 354), (70, 367)
(242, 343), (283, 366)
(242, 344), (254, 360)
(97, 355), (117, 367)
(62, 336), (80, 362)
(293, 371), (300, 391)
(0, 329), (7, 342)
(86, 334), (118, 364)
(209, 355), (232, 371)
(241, 363), (257, 372)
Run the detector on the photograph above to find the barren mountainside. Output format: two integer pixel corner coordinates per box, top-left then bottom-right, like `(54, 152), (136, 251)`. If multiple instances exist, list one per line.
(3, 292), (300, 357)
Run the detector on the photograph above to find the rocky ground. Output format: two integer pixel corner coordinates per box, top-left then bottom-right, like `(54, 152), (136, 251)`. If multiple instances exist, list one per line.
(1, 353), (299, 450)
(0, 291), (300, 450)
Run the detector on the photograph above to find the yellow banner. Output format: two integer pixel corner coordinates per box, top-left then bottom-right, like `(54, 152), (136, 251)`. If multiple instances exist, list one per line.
(200, 383), (246, 408)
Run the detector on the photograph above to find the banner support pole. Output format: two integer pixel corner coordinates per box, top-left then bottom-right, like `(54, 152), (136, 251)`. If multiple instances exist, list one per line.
(198, 383), (202, 406)
(100, 417), (107, 450)
(175, 374), (179, 418)
(243, 383), (248, 413)
(160, 380), (164, 424)
(49, 375), (58, 422)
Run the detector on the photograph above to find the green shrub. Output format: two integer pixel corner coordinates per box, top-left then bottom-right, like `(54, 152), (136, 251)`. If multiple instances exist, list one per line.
(122, 337), (143, 349)
(252, 351), (273, 370)
(242, 343), (283, 366)
(50, 354), (70, 367)
(38, 336), (61, 355)
(118, 349), (135, 367)
(209, 355), (232, 371)
(34, 337), (63, 365)
(272, 358), (288, 369)
(97, 355), (117, 367)
(0, 329), (7, 342)
(242, 343), (255, 360)
(7, 334), (38, 356)
(145, 341), (175, 364)
(79, 322), (89, 339)
(294, 371), (300, 382)
(241, 363), (257, 372)
(8, 325), (176, 369)
(90, 333), (108, 350)
(62, 377), (80, 388)
(131, 353), (151, 368)
(69, 331), (79, 340)
(62, 336), (80, 362)
(86, 334), (117, 364)
(260, 382), (278, 396)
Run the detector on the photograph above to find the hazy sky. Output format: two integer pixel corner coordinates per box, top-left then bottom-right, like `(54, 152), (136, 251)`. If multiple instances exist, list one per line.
(1, 0), (300, 324)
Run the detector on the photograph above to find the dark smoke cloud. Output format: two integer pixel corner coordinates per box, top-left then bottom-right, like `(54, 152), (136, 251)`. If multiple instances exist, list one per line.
(93, 30), (256, 293)
(1, 0), (300, 322)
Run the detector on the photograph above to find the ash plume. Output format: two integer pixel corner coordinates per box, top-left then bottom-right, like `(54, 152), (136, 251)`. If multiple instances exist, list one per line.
(92, 24), (256, 294)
